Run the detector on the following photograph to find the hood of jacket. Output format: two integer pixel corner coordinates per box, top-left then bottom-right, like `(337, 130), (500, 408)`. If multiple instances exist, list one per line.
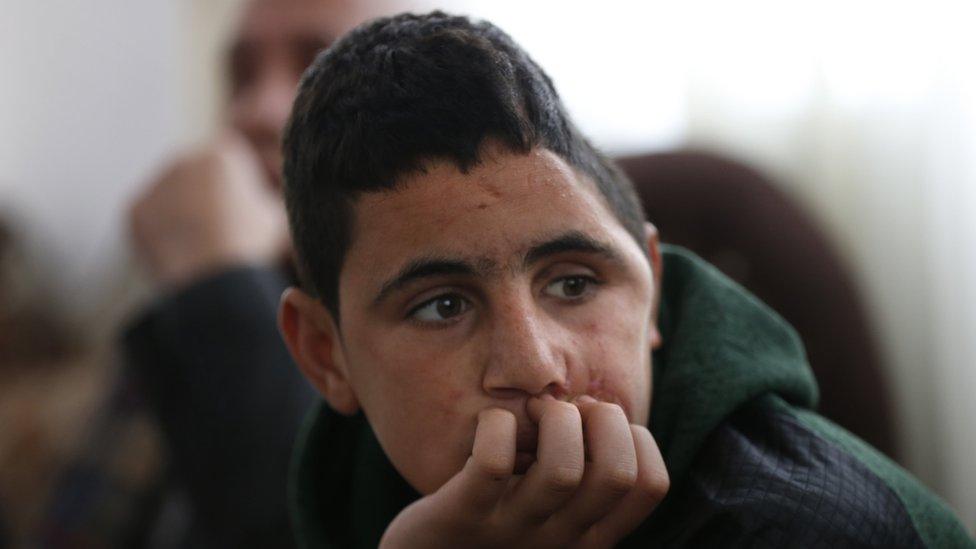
(289, 245), (819, 548)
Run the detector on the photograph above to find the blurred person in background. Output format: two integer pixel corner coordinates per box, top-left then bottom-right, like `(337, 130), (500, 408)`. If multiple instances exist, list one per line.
(38, 1), (393, 546)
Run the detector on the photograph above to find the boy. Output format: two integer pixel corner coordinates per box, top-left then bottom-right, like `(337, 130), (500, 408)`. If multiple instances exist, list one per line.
(278, 11), (974, 548)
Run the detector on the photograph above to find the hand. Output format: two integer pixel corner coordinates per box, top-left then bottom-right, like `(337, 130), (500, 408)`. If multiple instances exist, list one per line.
(129, 132), (290, 288)
(380, 395), (669, 549)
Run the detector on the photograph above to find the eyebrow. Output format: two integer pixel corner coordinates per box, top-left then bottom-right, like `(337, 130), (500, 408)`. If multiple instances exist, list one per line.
(373, 257), (480, 306)
(372, 231), (623, 306)
(523, 231), (622, 268)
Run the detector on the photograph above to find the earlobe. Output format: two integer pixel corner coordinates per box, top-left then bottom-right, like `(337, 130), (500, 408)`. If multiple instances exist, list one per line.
(278, 288), (360, 415)
(644, 222), (664, 350)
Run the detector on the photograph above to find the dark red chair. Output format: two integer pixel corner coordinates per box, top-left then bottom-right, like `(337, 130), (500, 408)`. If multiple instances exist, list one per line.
(617, 150), (897, 459)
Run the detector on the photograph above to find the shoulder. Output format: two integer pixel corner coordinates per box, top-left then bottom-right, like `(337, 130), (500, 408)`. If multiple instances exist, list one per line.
(124, 264), (291, 349)
(640, 397), (972, 548)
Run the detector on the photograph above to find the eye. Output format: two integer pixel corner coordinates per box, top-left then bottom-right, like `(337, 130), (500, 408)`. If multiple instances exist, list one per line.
(408, 294), (471, 324)
(544, 275), (598, 300)
(228, 47), (256, 97)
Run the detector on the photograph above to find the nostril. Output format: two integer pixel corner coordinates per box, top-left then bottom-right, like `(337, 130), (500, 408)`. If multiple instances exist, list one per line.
(545, 383), (570, 401)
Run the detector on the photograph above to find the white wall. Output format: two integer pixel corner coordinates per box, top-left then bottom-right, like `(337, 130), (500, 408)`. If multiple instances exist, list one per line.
(0, 0), (243, 333)
(407, 0), (689, 154)
(1, 0), (185, 328)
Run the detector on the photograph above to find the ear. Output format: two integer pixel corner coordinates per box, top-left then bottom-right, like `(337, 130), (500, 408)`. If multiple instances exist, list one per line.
(278, 287), (360, 415)
(644, 222), (664, 350)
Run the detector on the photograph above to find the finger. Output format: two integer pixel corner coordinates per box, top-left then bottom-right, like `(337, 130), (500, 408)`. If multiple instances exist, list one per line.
(504, 396), (585, 524)
(212, 130), (271, 189)
(438, 407), (517, 514)
(580, 424), (669, 547)
(550, 396), (637, 535)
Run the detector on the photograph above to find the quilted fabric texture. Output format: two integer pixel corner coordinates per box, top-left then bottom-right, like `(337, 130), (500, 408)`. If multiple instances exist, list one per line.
(630, 397), (925, 548)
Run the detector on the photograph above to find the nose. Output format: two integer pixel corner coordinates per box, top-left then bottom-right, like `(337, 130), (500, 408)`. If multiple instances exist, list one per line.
(482, 296), (568, 399)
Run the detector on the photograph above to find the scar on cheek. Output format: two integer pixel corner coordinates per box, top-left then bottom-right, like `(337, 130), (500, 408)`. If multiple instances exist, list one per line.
(586, 376), (606, 399)
(434, 388), (464, 420)
(587, 374), (603, 390)
(447, 388), (464, 406)
(584, 376), (624, 408)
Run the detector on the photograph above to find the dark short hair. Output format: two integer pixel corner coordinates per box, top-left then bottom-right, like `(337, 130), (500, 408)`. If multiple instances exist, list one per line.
(283, 11), (647, 319)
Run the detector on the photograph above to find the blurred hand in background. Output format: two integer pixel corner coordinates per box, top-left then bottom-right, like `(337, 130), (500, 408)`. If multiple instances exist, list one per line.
(129, 132), (289, 289)
(128, 0), (363, 290)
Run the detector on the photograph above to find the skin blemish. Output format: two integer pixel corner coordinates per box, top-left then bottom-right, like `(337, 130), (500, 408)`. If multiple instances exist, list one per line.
(584, 365), (623, 408)
(586, 375), (605, 396)
(475, 175), (504, 200)
(447, 388), (464, 407)
(435, 388), (465, 422)
(477, 203), (488, 209)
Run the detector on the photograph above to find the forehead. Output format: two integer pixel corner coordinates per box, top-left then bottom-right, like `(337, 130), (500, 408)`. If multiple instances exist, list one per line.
(343, 146), (641, 278)
(234, 0), (381, 46)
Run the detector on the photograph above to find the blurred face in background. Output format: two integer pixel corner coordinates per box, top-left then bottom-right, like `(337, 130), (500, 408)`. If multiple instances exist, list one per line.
(226, 0), (383, 189)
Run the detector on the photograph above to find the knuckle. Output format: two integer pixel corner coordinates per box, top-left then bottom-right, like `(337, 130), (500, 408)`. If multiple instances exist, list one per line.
(475, 452), (513, 478)
(635, 468), (670, 502)
(550, 400), (581, 421)
(600, 465), (638, 496)
(550, 400), (576, 413)
(541, 464), (584, 493)
(594, 402), (626, 420)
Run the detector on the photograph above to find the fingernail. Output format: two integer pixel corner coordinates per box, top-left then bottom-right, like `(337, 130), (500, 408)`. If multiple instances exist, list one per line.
(575, 395), (597, 405)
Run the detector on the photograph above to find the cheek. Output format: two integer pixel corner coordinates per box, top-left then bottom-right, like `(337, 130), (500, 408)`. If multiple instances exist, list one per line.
(574, 296), (652, 423)
(356, 336), (462, 426)
(348, 331), (479, 493)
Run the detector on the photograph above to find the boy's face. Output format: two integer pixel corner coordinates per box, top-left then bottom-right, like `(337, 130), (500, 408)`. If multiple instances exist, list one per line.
(294, 144), (661, 495)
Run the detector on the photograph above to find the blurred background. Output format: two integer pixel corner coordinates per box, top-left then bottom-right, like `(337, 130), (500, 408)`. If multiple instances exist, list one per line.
(2, 0), (974, 542)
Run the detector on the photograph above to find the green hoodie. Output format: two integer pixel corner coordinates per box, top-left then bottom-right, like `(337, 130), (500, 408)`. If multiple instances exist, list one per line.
(290, 246), (973, 548)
